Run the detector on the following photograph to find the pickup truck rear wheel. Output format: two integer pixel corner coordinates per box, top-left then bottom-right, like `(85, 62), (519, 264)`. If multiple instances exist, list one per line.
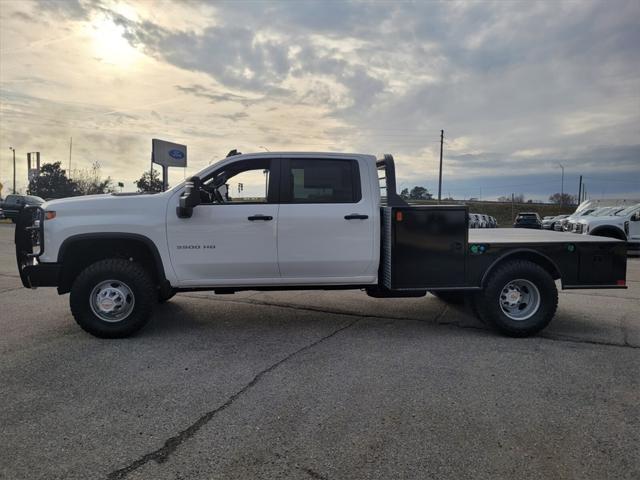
(474, 260), (557, 337)
(70, 259), (155, 338)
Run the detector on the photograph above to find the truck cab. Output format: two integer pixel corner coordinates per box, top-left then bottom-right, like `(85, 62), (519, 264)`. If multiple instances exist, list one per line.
(166, 153), (380, 287)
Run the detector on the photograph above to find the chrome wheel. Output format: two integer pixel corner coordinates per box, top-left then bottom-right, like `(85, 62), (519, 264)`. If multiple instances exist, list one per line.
(90, 279), (135, 323)
(499, 279), (540, 321)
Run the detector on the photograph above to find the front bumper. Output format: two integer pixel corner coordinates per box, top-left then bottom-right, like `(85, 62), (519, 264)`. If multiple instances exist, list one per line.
(15, 206), (60, 288)
(20, 263), (61, 288)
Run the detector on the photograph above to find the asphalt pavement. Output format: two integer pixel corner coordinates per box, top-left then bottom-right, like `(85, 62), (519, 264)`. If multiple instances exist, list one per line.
(0, 223), (638, 480)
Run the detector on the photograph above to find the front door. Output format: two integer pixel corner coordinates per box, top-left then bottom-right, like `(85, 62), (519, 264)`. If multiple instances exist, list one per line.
(628, 207), (640, 244)
(277, 157), (376, 282)
(166, 157), (280, 286)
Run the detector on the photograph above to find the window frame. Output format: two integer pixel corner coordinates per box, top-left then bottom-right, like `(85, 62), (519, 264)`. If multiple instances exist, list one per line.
(279, 158), (362, 204)
(199, 157), (281, 205)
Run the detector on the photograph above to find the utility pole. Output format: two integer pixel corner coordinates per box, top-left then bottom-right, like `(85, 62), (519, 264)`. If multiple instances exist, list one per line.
(511, 193), (515, 221)
(9, 147), (16, 194)
(577, 175), (582, 205)
(557, 162), (565, 206)
(437, 129), (444, 203)
(69, 137), (73, 175)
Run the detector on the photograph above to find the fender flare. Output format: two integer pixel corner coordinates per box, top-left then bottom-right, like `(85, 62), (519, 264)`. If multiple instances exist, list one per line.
(589, 226), (626, 240)
(480, 248), (562, 287)
(57, 232), (167, 282)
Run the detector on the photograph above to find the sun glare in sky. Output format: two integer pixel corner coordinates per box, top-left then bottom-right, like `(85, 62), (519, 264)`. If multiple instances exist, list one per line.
(85, 14), (141, 67)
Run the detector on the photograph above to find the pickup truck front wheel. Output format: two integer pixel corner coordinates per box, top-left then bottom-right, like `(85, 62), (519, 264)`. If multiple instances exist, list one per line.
(70, 259), (155, 338)
(474, 260), (558, 337)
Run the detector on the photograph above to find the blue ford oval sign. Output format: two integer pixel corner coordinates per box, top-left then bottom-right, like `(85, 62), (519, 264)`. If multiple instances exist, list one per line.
(152, 139), (187, 167)
(169, 149), (185, 160)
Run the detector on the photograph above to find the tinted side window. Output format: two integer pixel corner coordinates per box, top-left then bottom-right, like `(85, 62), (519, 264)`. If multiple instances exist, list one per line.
(286, 159), (361, 203)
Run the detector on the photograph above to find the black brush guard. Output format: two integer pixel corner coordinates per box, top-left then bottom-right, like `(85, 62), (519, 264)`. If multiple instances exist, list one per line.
(15, 206), (60, 288)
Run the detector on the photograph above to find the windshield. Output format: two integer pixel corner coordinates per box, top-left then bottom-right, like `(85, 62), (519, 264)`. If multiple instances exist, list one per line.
(615, 204), (640, 216)
(590, 207), (612, 216)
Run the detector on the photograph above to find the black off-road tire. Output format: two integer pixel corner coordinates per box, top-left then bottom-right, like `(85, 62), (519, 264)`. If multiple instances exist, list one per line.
(70, 259), (155, 338)
(473, 260), (558, 337)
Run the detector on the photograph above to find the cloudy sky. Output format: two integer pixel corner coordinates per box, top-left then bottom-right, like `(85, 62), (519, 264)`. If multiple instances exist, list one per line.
(1, 0), (638, 200)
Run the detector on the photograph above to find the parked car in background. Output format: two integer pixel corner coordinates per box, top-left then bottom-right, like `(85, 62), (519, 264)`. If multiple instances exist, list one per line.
(580, 203), (640, 249)
(469, 213), (498, 229)
(557, 208), (598, 231)
(543, 215), (561, 230)
(470, 213), (483, 228)
(565, 206), (625, 233)
(0, 194), (44, 222)
(543, 214), (569, 230)
(514, 212), (542, 229)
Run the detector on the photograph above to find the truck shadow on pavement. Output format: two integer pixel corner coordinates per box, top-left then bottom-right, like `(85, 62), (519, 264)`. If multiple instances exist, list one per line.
(141, 293), (637, 349)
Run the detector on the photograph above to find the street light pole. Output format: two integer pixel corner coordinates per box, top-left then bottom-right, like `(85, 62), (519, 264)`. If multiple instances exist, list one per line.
(438, 129), (444, 203)
(9, 147), (16, 194)
(557, 162), (564, 207)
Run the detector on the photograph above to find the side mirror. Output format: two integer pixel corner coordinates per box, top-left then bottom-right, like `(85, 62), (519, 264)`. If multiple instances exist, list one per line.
(631, 212), (640, 221)
(177, 176), (202, 218)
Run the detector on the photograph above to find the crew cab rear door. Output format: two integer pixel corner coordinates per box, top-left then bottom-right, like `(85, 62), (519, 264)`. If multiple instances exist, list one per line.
(277, 156), (377, 283)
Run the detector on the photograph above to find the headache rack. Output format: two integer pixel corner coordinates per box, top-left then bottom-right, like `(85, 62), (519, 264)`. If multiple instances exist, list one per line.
(377, 154), (408, 207)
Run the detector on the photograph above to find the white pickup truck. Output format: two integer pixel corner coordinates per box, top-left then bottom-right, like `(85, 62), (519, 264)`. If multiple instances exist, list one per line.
(578, 203), (640, 249)
(16, 152), (628, 339)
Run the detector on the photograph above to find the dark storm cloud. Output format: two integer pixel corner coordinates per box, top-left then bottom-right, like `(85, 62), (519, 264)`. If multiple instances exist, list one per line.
(108, 9), (385, 110)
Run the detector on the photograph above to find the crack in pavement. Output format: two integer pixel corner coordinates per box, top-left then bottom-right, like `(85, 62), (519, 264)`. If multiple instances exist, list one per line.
(0, 272), (20, 278)
(539, 332), (638, 349)
(298, 465), (330, 480)
(180, 293), (477, 330)
(179, 293), (639, 349)
(105, 317), (360, 480)
(0, 286), (23, 295)
(272, 452), (330, 480)
(560, 290), (640, 301)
